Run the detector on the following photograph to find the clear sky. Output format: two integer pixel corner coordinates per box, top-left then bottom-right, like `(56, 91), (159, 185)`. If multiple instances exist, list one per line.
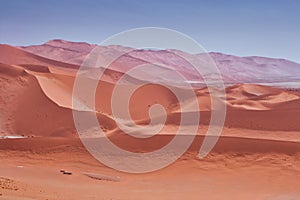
(1, 0), (299, 63)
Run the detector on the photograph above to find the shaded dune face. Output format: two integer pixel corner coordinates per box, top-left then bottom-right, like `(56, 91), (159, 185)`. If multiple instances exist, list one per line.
(128, 84), (179, 121)
(0, 63), (76, 137)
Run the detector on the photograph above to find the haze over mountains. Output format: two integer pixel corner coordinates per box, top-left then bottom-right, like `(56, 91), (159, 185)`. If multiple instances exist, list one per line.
(20, 39), (300, 88)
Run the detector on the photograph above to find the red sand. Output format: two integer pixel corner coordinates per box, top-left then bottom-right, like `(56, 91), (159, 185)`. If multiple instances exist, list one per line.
(0, 44), (300, 199)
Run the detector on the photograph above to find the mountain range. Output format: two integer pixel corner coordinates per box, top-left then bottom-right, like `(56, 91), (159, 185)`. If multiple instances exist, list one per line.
(17, 39), (300, 88)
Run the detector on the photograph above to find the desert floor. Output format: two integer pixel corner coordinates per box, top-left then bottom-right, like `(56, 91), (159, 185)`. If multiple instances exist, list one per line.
(1, 127), (300, 200)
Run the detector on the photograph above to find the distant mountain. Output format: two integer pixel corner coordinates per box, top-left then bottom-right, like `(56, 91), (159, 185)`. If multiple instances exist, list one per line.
(17, 39), (300, 88)
(20, 39), (97, 65)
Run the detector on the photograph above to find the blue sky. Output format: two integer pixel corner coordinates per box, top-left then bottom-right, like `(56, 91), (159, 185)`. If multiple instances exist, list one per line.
(1, 0), (299, 63)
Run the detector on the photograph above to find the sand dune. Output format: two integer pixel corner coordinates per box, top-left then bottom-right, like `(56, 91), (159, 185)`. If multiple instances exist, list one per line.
(226, 84), (300, 110)
(1, 62), (299, 138)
